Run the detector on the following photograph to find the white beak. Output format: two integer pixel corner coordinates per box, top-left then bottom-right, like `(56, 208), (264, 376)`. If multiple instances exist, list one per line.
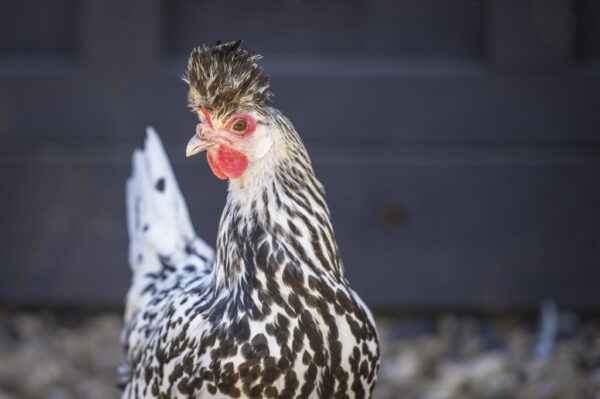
(186, 135), (209, 158)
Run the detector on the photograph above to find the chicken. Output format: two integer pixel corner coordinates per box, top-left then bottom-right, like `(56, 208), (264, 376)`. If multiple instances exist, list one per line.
(121, 41), (380, 399)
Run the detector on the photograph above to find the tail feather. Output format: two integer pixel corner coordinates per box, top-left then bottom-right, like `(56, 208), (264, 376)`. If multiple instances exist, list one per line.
(125, 127), (213, 318)
(142, 128), (195, 239)
(127, 127), (199, 259)
(127, 128), (195, 258)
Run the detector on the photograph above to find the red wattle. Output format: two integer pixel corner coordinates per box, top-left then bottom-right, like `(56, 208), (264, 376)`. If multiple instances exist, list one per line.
(207, 151), (227, 180)
(217, 145), (249, 179)
(205, 145), (249, 180)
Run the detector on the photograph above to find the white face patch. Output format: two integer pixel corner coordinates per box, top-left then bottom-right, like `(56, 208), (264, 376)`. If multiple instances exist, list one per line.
(239, 116), (274, 162)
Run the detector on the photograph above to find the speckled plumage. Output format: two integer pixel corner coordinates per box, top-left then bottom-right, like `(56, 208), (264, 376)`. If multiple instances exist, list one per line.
(122, 42), (380, 399)
(185, 40), (273, 120)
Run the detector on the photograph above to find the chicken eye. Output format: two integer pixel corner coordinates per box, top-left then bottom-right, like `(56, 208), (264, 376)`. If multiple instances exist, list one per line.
(232, 119), (248, 133)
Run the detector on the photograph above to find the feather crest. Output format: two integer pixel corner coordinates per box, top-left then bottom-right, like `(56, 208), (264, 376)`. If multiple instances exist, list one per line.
(185, 40), (273, 117)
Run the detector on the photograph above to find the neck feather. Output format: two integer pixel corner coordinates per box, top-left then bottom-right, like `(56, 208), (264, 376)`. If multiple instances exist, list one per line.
(212, 111), (344, 290)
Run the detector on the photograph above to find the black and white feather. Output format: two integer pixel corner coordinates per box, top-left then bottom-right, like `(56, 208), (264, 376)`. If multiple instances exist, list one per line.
(121, 44), (380, 399)
(185, 40), (273, 118)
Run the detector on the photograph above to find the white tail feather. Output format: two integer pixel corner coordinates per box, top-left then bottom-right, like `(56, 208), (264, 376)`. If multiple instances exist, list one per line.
(125, 127), (213, 318)
(127, 127), (197, 263)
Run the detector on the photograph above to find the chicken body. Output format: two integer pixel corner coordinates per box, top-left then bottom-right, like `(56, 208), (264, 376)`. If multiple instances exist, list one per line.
(122, 43), (380, 399)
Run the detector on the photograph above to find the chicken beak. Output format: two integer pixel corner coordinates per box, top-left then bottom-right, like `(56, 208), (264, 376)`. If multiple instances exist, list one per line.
(186, 135), (209, 158)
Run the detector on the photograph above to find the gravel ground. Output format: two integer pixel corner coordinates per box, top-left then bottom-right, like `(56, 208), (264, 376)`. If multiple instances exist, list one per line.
(0, 310), (599, 399)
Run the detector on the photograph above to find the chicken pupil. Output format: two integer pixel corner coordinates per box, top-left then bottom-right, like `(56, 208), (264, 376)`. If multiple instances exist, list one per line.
(233, 119), (247, 132)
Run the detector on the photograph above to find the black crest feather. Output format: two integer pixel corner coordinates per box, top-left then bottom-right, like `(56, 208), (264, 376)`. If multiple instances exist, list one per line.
(185, 40), (273, 115)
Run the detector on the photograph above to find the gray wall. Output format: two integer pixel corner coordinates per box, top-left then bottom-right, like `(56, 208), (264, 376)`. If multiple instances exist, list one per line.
(2, 0), (600, 310)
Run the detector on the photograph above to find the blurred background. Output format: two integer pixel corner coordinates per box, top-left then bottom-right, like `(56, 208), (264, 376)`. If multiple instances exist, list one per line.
(1, 1), (600, 398)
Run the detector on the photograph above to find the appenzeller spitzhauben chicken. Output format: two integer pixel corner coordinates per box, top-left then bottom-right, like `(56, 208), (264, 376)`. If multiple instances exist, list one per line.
(122, 41), (380, 399)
